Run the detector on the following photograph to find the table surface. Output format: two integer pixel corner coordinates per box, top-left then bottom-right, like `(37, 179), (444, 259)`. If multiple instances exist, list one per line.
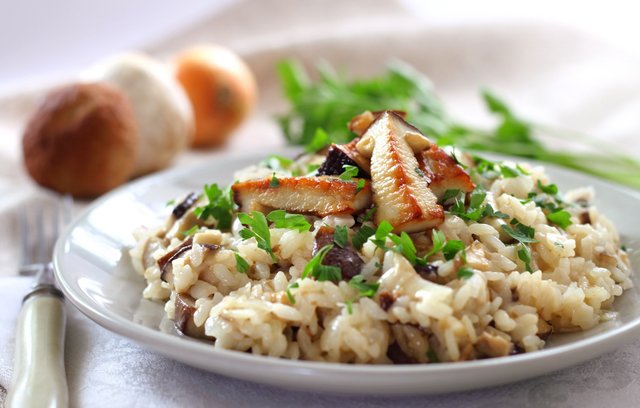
(1, 0), (640, 406)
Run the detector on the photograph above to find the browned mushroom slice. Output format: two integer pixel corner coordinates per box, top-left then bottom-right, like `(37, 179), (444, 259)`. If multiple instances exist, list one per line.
(417, 145), (475, 201)
(171, 192), (199, 220)
(475, 331), (512, 358)
(232, 176), (372, 217)
(174, 293), (207, 338)
(357, 111), (443, 232)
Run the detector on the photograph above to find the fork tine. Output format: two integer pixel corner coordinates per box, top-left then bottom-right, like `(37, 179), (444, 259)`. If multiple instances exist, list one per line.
(19, 207), (29, 267)
(35, 203), (47, 264)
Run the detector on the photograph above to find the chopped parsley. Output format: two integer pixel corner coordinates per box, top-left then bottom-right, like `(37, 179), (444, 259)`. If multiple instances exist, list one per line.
(537, 180), (558, 195)
(355, 178), (366, 193)
(517, 244), (533, 272)
(302, 245), (341, 282)
(286, 281), (299, 304)
(482, 204), (509, 219)
(269, 173), (280, 188)
(546, 209), (573, 229)
(442, 240), (465, 261)
(415, 167), (426, 178)
(388, 231), (419, 264)
(234, 253), (249, 273)
(238, 211), (276, 261)
(182, 225), (199, 237)
(442, 189), (461, 202)
(448, 186), (489, 222)
(352, 225), (376, 249)
(500, 165), (521, 178)
(423, 229), (447, 260)
(348, 275), (380, 298)
(457, 266), (474, 279)
(333, 225), (349, 248)
(501, 219), (537, 244)
(166, 199), (176, 206)
(261, 155), (294, 173)
(305, 128), (330, 152)
(371, 221), (394, 249)
(267, 210), (311, 232)
(193, 183), (235, 229)
(357, 207), (377, 223)
(339, 164), (359, 180)
(345, 299), (354, 314)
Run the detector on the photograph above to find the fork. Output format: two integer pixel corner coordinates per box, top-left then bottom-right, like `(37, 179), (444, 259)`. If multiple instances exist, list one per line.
(6, 196), (73, 408)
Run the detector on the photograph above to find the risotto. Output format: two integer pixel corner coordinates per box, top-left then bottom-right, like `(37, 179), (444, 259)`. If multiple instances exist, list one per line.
(130, 111), (632, 364)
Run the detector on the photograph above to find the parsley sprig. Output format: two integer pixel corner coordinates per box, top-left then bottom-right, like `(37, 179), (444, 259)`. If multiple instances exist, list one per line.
(193, 183), (235, 229)
(277, 59), (640, 189)
(266, 210), (311, 232)
(302, 245), (341, 282)
(238, 211), (276, 261)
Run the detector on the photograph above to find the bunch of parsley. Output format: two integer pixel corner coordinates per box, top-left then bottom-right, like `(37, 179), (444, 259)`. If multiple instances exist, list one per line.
(277, 59), (640, 189)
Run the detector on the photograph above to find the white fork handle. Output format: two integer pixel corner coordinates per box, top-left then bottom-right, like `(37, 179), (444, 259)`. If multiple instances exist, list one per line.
(7, 293), (68, 408)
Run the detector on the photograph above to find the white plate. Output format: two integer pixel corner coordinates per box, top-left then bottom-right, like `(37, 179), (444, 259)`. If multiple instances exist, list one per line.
(53, 148), (640, 395)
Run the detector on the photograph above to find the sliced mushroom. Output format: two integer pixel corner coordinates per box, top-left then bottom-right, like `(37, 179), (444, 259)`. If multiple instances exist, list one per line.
(360, 111), (443, 232)
(232, 176), (372, 217)
(416, 145), (475, 201)
(174, 293), (206, 338)
(157, 237), (193, 283)
(171, 192), (199, 220)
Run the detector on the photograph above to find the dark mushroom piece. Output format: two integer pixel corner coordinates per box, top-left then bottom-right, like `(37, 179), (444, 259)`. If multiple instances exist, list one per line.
(317, 141), (370, 177)
(313, 226), (364, 280)
(174, 293), (207, 338)
(157, 237), (194, 283)
(172, 192), (199, 220)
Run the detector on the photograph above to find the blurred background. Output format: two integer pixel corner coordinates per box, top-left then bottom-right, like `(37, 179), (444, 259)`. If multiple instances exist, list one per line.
(1, 0), (639, 90)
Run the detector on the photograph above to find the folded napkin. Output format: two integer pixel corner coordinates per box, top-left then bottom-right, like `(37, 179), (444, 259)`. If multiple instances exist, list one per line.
(1, 277), (639, 407)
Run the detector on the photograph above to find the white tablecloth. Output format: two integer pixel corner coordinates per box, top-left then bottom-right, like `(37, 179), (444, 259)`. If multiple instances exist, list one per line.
(1, 0), (640, 406)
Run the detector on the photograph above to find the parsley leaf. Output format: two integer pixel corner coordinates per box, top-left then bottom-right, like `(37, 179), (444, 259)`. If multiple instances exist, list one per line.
(517, 244), (532, 272)
(482, 204), (510, 219)
(238, 211), (276, 261)
(357, 207), (377, 223)
(352, 225), (376, 249)
(339, 164), (359, 180)
(286, 281), (299, 304)
(500, 164), (522, 178)
(302, 245), (342, 282)
(501, 220), (538, 244)
(182, 225), (199, 237)
(537, 180), (558, 195)
(427, 348), (440, 363)
(442, 240), (465, 261)
(266, 210), (311, 232)
(234, 253), (250, 273)
(348, 275), (380, 298)
(457, 266), (474, 279)
(333, 225), (349, 248)
(305, 128), (330, 152)
(371, 220), (394, 248)
(193, 183), (235, 229)
(547, 209), (572, 229)
(261, 155), (293, 172)
(355, 178), (366, 193)
(388, 231), (418, 264)
(345, 299), (353, 314)
(442, 189), (461, 202)
(269, 173), (280, 188)
(423, 229), (447, 260)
